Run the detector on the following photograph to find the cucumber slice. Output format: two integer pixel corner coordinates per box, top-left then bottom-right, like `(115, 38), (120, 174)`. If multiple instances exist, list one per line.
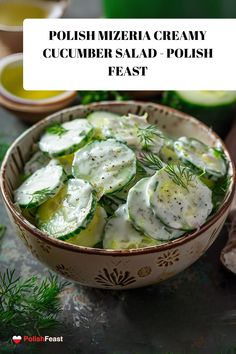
(148, 166), (213, 230)
(14, 160), (64, 209)
(163, 91), (236, 137)
(87, 110), (128, 141)
(127, 178), (184, 241)
(87, 110), (121, 136)
(170, 91), (236, 107)
(103, 204), (161, 249)
(24, 151), (50, 176)
(72, 139), (136, 196)
(174, 137), (227, 179)
(66, 206), (106, 247)
(88, 111), (157, 149)
(37, 178), (97, 240)
(39, 119), (94, 157)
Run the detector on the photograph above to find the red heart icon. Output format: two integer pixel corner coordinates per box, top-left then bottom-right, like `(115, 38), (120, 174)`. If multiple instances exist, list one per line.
(12, 335), (22, 344)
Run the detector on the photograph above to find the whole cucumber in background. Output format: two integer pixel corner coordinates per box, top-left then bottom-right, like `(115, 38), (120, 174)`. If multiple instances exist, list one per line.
(162, 91), (236, 138)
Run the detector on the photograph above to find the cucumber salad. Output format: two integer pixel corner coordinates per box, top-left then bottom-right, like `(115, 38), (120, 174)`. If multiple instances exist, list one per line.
(14, 111), (231, 250)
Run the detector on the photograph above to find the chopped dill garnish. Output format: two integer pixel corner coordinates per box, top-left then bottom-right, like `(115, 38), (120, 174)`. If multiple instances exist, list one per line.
(46, 123), (68, 136)
(137, 125), (165, 150)
(165, 164), (194, 191)
(138, 151), (195, 191)
(138, 151), (164, 171)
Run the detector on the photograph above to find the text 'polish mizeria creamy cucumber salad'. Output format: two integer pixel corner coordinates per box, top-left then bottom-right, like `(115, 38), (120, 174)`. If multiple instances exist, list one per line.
(14, 112), (231, 250)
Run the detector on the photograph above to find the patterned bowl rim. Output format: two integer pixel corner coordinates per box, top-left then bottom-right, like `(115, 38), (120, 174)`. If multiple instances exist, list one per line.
(1, 100), (235, 257)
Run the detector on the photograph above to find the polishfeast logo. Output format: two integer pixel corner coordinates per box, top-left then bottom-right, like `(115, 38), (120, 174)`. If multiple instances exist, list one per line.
(12, 335), (63, 345)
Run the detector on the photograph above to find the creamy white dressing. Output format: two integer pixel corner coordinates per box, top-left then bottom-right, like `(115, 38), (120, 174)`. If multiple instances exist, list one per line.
(39, 119), (93, 156)
(72, 139), (136, 196)
(39, 178), (95, 238)
(15, 160), (63, 207)
(148, 167), (213, 230)
(88, 111), (164, 150)
(128, 178), (184, 240)
(15, 111), (230, 250)
(174, 137), (226, 177)
(103, 204), (158, 249)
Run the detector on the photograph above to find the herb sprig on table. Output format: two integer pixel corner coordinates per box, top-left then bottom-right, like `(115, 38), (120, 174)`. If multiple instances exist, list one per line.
(0, 269), (69, 338)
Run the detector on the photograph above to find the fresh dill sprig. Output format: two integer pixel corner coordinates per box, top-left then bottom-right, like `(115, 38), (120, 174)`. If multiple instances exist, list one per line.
(138, 151), (164, 171)
(137, 125), (165, 150)
(165, 164), (194, 191)
(138, 151), (194, 191)
(0, 269), (69, 338)
(46, 123), (68, 136)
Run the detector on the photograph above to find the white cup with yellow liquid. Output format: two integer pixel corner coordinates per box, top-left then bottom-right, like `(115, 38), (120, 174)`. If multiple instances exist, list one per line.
(0, 0), (69, 56)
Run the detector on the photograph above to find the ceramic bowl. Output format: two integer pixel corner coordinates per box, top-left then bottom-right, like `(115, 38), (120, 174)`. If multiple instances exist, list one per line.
(0, 0), (69, 56)
(0, 53), (77, 124)
(1, 101), (235, 289)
